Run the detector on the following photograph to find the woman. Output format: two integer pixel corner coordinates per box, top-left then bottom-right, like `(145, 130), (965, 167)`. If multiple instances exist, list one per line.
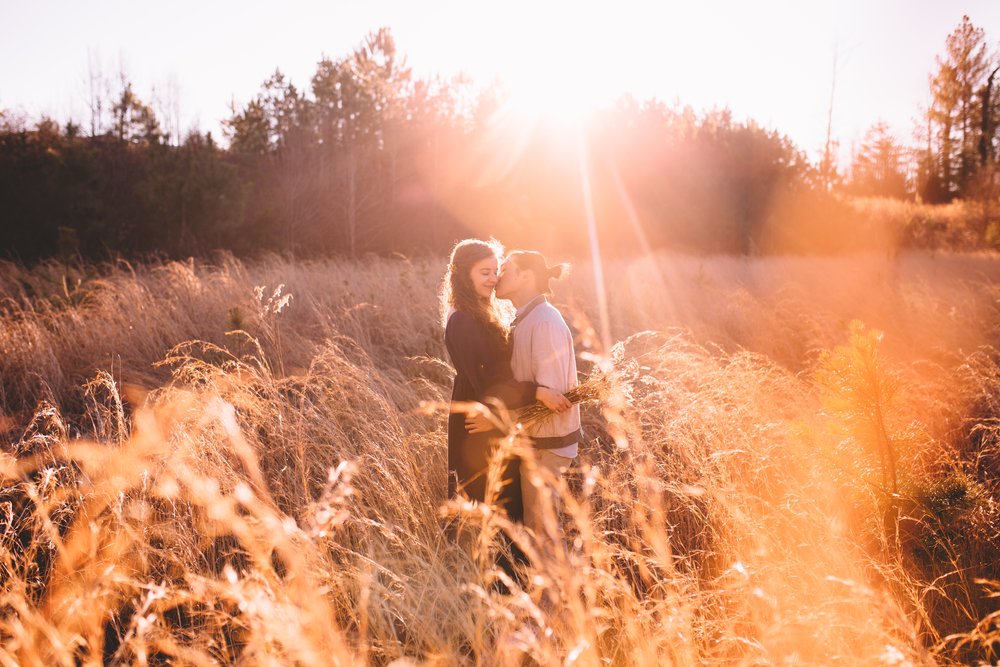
(440, 238), (564, 520)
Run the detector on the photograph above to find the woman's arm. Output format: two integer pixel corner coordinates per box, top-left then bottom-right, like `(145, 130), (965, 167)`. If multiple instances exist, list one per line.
(445, 312), (535, 408)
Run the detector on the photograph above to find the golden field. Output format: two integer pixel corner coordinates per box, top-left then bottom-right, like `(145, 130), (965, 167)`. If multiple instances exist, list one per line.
(0, 251), (999, 666)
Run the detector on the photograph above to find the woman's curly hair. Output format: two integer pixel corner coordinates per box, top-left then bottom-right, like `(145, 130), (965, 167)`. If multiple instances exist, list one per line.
(439, 238), (508, 348)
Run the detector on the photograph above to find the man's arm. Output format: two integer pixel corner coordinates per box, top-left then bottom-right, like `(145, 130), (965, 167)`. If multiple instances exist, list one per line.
(466, 384), (569, 433)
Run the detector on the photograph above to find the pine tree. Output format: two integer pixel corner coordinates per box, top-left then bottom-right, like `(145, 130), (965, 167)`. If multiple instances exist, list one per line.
(311, 28), (411, 256)
(849, 121), (908, 199)
(111, 82), (163, 146)
(928, 16), (990, 198)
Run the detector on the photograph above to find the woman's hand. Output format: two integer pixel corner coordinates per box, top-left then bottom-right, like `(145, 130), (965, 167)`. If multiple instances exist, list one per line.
(465, 403), (495, 434)
(535, 386), (571, 413)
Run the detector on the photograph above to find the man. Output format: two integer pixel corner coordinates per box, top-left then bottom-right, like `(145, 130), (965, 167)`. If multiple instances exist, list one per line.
(468, 249), (581, 539)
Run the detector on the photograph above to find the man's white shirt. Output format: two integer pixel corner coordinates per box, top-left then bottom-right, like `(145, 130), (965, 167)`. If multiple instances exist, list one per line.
(509, 295), (580, 459)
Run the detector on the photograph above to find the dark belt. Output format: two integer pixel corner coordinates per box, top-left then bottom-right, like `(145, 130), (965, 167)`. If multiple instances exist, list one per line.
(531, 428), (582, 450)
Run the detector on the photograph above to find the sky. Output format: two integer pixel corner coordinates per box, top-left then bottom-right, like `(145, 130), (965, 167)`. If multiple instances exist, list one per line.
(2, 0), (999, 165)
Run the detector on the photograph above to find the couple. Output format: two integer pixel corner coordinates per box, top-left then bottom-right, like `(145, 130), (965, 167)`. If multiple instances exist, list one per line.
(441, 238), (581, 538)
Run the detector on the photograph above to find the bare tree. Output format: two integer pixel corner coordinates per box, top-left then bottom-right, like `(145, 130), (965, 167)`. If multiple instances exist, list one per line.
(85, 48), (110, 136)
(152, 75), (183, 146)
(820, 45), (839, 191)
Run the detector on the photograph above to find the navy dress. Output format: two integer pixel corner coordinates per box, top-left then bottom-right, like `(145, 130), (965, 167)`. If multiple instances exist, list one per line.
(444, 310), (535, 521)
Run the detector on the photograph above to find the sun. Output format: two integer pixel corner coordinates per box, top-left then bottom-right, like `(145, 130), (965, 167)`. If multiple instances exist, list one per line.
(500, 65), (610, 128)
(467, 3), (623, 128)
(427, 2), (644, 192)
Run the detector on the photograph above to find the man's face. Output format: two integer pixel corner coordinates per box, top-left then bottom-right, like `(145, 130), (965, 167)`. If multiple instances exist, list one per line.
(495, 258), (520, 299)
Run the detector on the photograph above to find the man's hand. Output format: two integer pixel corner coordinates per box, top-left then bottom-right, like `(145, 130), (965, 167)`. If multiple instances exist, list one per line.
(465, 405), (495, 434)
(536, 386), (571, 413)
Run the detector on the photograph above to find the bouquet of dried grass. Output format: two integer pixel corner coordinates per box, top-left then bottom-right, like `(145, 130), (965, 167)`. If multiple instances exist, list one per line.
(514, 369), (618, 426)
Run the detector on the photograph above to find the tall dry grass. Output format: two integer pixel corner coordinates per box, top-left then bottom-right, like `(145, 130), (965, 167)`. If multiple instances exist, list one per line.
(0, 251), (999, 665)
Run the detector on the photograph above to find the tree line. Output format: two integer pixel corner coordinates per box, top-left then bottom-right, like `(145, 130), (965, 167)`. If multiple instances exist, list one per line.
(847, 15), (999, 206)
(1, 20), (997, 262)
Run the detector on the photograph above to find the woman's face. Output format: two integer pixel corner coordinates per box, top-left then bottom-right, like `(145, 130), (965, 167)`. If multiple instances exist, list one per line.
(468, 255), (499, 299)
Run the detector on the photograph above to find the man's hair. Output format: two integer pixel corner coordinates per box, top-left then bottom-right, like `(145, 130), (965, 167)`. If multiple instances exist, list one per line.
(507, 250), (570, 295)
